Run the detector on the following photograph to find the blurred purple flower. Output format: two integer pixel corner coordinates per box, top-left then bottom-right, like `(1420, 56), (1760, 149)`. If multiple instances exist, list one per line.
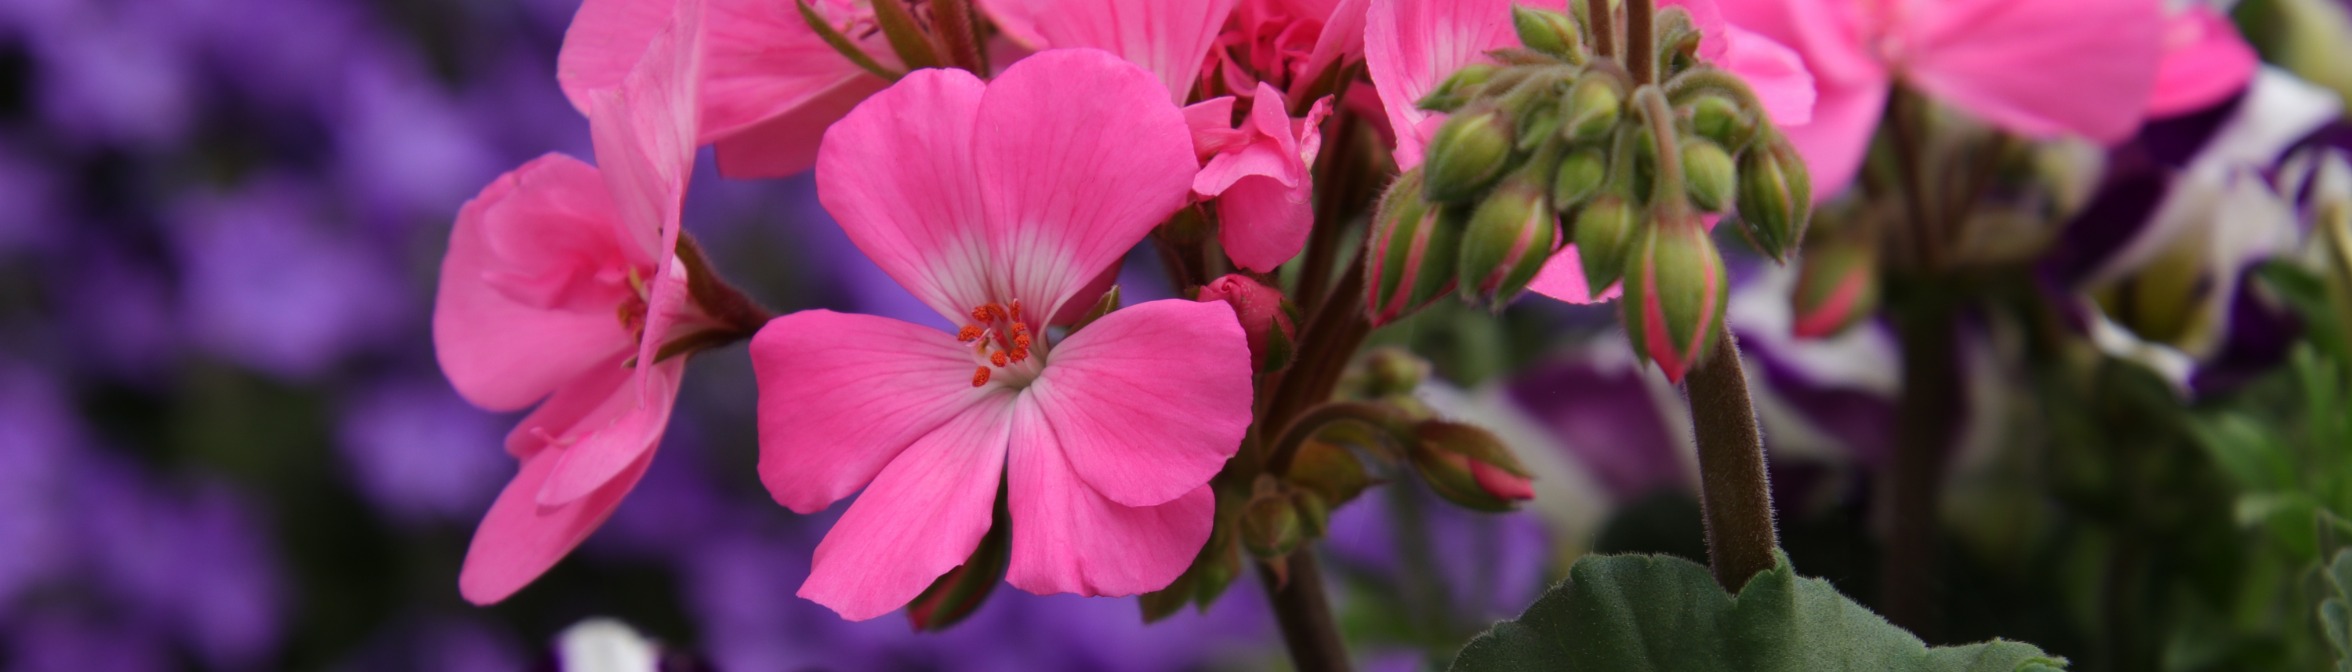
(172, 178), (408, 380)
(1506, 356), (1687, 501)
(1324, 490), (1551, 623)
(58, 246), (180, 381)
(0, 150), (58, 257)
(72, 455), (286, 669)
(333, 52), (501, 231)
(176, 0), (376, 112)
(1729, 267), (1902, 469)
(335, 616), (527, 672)
(336, 378), (510, 525)
(0, 363), (78, 607)
(6, 616), (174, 672)
(25, 5), (194, 148)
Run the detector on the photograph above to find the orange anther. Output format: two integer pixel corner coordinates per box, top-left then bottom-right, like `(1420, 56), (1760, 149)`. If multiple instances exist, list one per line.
(971, 303), (1004, 324)
(1008, 348), (1029, 364)
(990, 351), (1010, 367)
(1006, 299), (1023, 319)
(972, 366), (992, 387)
(956, 325), (983, 342)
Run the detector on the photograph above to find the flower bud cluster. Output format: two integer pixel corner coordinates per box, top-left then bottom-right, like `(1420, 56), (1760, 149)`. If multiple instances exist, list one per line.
(1368, 4), (1813, 381)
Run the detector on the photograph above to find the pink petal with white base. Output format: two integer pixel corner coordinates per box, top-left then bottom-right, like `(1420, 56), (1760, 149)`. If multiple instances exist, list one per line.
(1903, 0), (2166, 142)
(1365, 0), (1515, 168)
(1006, 394), (1218, 597)
(974, 50), (1198, 315)
(751, 310), (1001, 514)
(436, 155), (637, 412)
(2146, 5), (2258, 118)
(459, 442), (654, 605)
(816, 68), (994, 323)
(1022, 300), (1252, 507)
(799, 393), (1016, 621)
(977, 0), (1240, 101)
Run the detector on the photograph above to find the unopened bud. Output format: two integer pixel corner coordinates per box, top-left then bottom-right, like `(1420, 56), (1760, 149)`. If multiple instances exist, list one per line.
(1552, 149), (1606, 211)
(1570, 193), (1638, 297)
(1417, 63), (1502, 112)
(1652, 6), (1703, 67)
(907, 519), (1008, 632)
(1198, 274), (1298, 374)
(1790, 237), (1879, 339)
(1621, 215), (1729, 384)
(1682, 137), (1736, 213)
(1423, 107), (1515, 202)
(1562, 77), (1622, 143)
(1735, 134), (1811, 262)
(1240, 480), (1305, 559)
(1512, 6), (1585, 59)
(1368, 170), (1465, 325)
(1289, 439), (1374, 506)
(1687, 95), (1756, 151)
(1363, 346), (1430, 396)
(1408, 420), (1534, 511)
(1457, 175), (1559, 307)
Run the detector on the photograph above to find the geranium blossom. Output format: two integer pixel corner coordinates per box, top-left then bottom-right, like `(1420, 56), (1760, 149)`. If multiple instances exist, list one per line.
(435, 0), (703, 604)
(750, 49), (1254, 621)
(1717, 0), (2168, 199)
(561, 0), (901, 178)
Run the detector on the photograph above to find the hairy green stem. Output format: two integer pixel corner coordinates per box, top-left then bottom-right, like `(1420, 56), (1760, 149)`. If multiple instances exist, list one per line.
(1686, 328), (1781, 590)
(1260, 549), (1350, 672)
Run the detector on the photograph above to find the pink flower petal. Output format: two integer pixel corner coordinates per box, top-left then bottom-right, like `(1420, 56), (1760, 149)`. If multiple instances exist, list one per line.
(1005, 394), (1217, 597)
(974, 50), (1198, 316)
(710, 75), (890, 179)
(502, 354), (632, 459)
(2146, 6), (2258, 118)
(1779, 78), (1888, 202)
(555, 0), (675, 115)
(1299, 0), (1372, 88)
(536, 358), (686, 507)
(1364, 0), (1516, 169)
(976, 0), (1241, 101)
(1903, 0), (2166, 143)
(1715, 0), (1882, 90)
(1527, 245), (1622, 304)
(435, 154), (636, 412)
(798, 393), (1017, 621)
(1212, 174), (1317, 272)
(458, 442), (653, 605)
(815, 68), (994, 324)
(751, 310), (1000, 514)
(1022, 300), (1252, 507)
(583, 0), (702, 264)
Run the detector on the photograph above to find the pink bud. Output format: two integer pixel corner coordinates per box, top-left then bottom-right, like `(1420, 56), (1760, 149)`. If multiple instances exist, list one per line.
(1790, 239), (1878, 339)
(1198, 274), (1299, 374)
(1470, 460), (1536, 501)
(1622, 215), (1728, 384)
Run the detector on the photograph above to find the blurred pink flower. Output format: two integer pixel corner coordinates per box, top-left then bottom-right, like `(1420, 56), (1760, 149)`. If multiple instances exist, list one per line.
(1719, 0), (2168, 198)
(750, 50), (1253, 621)
(560, 0), (900, 178)
(2147, 4), (2259, 118)
(435, 0), (705, 605)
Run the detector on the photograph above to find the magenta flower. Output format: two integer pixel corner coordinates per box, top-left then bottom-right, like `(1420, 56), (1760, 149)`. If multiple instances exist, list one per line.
(560, 0), (899, 178)
(1717, 0), (2168, 199)
(2147, 4), (2259, 118)
(750, 50), (1255, 621)
(435, 1), (705, 604)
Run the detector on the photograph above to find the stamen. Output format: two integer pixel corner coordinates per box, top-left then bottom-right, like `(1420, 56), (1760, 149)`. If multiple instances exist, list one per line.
(972, 366), (992, 387)
(971, 303), (1003, 324)
(1005, 299), (1023, 320)
(990, 351), (1010, 367)
(956, 325), (983, 342)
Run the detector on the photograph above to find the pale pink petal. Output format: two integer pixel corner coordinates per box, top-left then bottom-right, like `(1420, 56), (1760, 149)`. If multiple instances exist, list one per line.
(751, 310), (998, 514)
(798, 393), (1016, 621)
(1527, 246), (1622, 304)
(1195, 141), (1297, 197)
(1365, 0), (1516, 169)
(973, 50), (1198, 316)
(1721, 26), (1814, 126)
(537, 358), (686, 507)
(978, 0), (1240, 101)
(435, 155), (637, 412)
(458, 444), (653, 605)
(1903, 0), (2166, 142)
(710, 76), (890, 179)
(1778, 79), (1888, 202)
(584, 0), (703, 263)
(555, 0), (675, 115)
(1022, 300), (1252, 507)
(815, 68), (994, 323)
(1005, 393), (1217, 596)
(1715, 0), (1882, 90)
(2146, 6), (2258, 118)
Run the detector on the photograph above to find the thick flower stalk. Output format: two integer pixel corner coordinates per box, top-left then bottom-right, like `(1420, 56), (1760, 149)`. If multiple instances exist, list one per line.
(748, 50), (1256, 621)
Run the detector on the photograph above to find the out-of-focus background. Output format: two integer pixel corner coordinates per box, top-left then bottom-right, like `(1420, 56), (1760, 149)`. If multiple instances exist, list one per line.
(10, 0), (2352, 670)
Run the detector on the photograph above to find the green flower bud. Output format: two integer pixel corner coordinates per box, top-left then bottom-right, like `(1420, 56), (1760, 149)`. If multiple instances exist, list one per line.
(1562, 76), (1623, 143)
(1368, 170), (1465, 325)
(1571, 193), (1638, 296)
(1790, 235), (1880, 339)
(1417, 62), (1503, 112)
(1423, 106), (1516, 203)
(1408, 420), (1534, 512)
(1682, 137), (1736, 213)
(1734, 134), (1812, 262)
(1620, 215), (1729, 384)
(1687, 94), (1757, 151)
(1363, 346), (1431, 397)
(1240, 481), (1305, 559)
(1457, 175), (1559, 308)
(1553, 148), (1607, 211)
(1511, 5), (1585, 59)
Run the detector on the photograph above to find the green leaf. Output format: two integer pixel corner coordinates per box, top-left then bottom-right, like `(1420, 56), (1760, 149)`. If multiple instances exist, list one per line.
(1449, 553), (2067, 671)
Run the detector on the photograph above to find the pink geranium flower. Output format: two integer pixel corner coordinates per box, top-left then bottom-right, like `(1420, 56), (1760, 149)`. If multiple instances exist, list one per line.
(560, 0), (900, 178)
(1718, 0), (2168, 199)
(750, 49), (1255, 621)
(1189, 85), (1335, 271)
(434, 0), (704, 605)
